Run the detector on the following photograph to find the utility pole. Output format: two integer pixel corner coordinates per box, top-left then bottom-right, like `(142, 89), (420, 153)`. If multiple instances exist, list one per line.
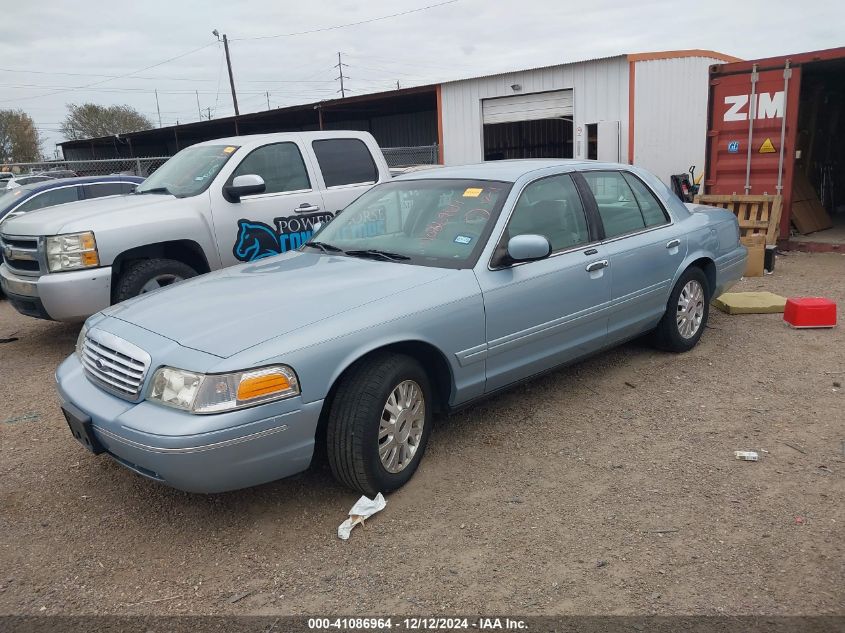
(154, 89), (162, 128)
(206, 106), (212, 121)
(222, 34), (239, 118)
(196, 90), (202, 120)
(213, 30), (240, 133)
(266, 91), (270, 110)
(335, 52), (349, 98)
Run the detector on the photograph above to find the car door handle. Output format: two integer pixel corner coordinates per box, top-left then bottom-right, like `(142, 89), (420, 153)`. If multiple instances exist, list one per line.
(585, 259), (609, 272)
(666, 239), (681, 249)
(295, 203), (321, 214)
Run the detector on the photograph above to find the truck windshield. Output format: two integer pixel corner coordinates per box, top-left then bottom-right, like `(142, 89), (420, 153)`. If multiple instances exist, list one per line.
(307, 179), (512, 269)
(135, 145), (239, 198)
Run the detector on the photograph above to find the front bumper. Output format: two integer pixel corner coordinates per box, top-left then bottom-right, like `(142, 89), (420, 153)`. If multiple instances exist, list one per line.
(0, 263), (112, 321)
(56, 354), (324, 493)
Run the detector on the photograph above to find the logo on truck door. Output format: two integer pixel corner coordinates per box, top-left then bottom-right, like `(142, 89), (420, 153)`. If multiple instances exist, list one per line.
(723, 91), (784, 122)
(233, 212), (334, 262)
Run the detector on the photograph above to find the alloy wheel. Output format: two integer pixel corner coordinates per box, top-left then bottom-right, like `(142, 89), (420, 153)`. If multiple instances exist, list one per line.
(676, 279), (705, 339)
(378, 380), (425, 473)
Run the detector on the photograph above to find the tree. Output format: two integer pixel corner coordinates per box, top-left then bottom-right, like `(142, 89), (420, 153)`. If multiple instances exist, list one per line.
(0, 109), (42, 163)
(61, 103), (153, 140)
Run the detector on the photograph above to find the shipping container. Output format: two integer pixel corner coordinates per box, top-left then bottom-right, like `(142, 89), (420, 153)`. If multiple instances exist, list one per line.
(705, 47), (845, 250)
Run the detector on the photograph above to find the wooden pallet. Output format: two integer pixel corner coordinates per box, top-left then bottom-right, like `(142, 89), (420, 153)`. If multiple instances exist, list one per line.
(693, 194), (783, 245)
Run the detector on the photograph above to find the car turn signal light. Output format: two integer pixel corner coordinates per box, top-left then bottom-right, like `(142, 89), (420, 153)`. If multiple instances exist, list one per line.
(237, 371), (293, 401)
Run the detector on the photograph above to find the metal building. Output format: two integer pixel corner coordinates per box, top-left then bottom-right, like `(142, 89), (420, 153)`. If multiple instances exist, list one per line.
(58, 49), (739, 186)
(438, 50), (739, 183)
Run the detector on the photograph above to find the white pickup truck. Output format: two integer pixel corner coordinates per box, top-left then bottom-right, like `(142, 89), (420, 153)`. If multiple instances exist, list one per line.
(0, 131), (390, 321)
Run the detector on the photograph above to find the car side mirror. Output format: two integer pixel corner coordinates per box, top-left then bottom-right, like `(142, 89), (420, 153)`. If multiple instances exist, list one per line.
(224, 174), (266, 202)
(506, 234), (552, 263)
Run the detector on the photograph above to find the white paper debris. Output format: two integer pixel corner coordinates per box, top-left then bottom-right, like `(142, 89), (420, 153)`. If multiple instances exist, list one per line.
(337, 493), (386, 540)
(734, 450), (759, 461)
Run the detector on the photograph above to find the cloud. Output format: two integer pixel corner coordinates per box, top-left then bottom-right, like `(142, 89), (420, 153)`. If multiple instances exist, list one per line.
(0, 0), (841, 152)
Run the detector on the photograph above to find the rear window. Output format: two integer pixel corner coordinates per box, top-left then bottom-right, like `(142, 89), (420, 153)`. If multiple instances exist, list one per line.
(15, 186), (81, 214)
(83, 182), (137, 199)
(312, 138), (377, 187)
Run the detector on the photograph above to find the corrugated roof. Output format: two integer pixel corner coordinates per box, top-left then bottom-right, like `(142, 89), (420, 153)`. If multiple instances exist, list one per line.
(437, 54), (627, 85)
(61, 49), (738, 148)
(437, 49), (739, 85)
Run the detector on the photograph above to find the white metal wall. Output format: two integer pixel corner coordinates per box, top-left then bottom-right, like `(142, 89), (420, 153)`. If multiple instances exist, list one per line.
(441, 56), (629, 165)
(632, 56), (719, 185)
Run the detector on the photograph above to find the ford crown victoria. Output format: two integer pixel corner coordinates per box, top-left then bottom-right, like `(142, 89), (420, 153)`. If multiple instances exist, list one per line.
(56, 160), (746, 495)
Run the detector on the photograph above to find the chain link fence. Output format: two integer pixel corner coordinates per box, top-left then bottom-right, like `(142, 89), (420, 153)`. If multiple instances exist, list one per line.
(0, 157), (170, 179)
(381, 145), (439, 168)
(1, 145), (440, 181)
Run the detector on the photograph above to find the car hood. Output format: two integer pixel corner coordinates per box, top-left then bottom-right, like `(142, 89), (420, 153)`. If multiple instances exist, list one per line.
(104, 250), (454, 358)
(0, 193), (177, 236)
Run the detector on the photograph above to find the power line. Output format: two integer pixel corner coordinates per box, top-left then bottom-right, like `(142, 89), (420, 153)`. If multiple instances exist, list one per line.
(0, 82), (336, 96)
(341, 51), (480, 72)
(0, 42), (216, 105)
(231, 0), (459, 41)
(0, 67), (337, 84)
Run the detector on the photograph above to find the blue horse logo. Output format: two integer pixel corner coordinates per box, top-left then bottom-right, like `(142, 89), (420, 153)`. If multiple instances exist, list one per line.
(233, 220), (282, 262)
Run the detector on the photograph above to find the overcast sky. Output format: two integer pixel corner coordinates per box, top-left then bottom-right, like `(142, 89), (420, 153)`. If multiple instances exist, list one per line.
(1, 0), (842, 155)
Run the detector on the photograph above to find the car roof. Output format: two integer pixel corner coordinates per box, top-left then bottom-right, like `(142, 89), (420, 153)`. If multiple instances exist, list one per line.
(393, 159), (635, 183)
(191, 130), (374, 150)
(12, 175), (144, 194)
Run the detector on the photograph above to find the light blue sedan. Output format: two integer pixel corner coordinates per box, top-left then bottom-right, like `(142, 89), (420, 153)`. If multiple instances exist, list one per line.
(56, 160), (746, 495)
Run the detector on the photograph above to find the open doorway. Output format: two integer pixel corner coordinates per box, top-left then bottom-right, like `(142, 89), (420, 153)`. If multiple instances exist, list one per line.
(791, 58), (845, 245)
(483, 118), (573, 161)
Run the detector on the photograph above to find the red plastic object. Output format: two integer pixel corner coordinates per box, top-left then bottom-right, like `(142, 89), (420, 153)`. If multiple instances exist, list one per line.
(783, 297), (837, 328)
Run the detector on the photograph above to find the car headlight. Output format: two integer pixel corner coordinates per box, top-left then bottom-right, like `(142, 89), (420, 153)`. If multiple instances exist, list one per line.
(146, 365), (300, 414)
(75, 324), (88, 359)
(46, 231), (99, 272)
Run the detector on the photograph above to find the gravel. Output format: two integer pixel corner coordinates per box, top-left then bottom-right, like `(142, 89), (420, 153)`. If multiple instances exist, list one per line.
(0, 251), (843, 616)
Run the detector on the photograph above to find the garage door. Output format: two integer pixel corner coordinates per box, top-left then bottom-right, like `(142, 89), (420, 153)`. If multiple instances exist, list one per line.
(482, 90), (573, 125)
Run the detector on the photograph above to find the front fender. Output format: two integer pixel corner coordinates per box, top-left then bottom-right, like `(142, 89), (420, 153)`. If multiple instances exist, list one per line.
(226, 270), (488, 408)
(69, 194), (221, 270)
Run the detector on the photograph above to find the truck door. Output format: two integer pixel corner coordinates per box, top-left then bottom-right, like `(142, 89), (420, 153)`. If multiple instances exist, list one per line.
(308, 138), (382, 216)
(210, 141), (329, 266)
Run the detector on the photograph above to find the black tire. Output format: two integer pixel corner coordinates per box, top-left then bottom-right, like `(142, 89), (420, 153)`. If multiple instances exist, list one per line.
(652, 266), (710, 353)
(113, 258), (197, 303)
(327, 353), (434, 495)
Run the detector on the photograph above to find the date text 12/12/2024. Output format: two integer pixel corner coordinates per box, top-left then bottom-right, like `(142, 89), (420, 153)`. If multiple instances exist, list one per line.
(306, 617), (528, 630)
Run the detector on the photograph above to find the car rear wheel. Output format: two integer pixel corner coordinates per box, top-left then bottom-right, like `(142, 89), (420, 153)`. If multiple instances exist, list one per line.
(327, 353), (433, 495)
(114, 258), (197, 302)
(653, 267), (710, 352)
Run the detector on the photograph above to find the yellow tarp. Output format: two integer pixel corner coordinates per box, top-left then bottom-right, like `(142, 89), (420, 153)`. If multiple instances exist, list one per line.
(713, 291), (787, 315)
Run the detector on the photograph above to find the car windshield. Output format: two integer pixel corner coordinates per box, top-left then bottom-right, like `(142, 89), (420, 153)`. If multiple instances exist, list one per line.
(135, 144), (239, 198)
(309, 179), (512, 268)
(0, 185), (34, 213)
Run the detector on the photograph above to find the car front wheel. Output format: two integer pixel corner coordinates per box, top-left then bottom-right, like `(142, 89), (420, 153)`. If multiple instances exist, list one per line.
(327, 353), (433, 495)
(113, 258), (197, 303)
(653, 267), (710, 352)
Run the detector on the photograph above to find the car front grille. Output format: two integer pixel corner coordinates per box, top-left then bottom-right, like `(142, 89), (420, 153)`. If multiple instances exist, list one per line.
(0, 233), (42, 276)
(80, 329), (151, 400)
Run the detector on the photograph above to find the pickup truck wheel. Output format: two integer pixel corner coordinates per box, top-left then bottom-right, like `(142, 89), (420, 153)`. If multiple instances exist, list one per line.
(653, 267), (710, 353)
(326, 353), (433, 496)
(114, 258), (197, 302)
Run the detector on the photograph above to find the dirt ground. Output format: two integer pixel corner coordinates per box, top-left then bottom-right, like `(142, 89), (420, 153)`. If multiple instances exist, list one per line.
(0, 251), (843, 617)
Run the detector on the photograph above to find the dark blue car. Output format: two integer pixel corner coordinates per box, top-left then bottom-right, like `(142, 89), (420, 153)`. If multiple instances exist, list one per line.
(0, 176), (144, 225)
